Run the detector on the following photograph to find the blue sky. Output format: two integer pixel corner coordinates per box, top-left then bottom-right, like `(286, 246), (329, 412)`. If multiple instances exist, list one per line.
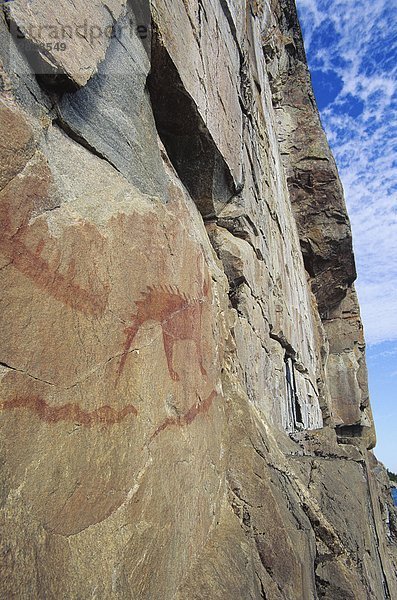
(296, 0), (397, 471)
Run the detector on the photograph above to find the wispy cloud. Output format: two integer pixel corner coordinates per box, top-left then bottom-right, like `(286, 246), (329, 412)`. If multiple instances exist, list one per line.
(367, 345), (397, 360)
(296, 0), (397, 344)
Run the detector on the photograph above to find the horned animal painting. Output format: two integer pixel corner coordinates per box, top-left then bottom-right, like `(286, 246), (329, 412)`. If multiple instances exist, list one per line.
(117, 264), (210, 381)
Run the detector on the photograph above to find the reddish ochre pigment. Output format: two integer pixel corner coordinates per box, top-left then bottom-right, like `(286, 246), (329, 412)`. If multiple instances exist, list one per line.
(0, 203), (109, 317)
(0, 391), (217, 435)
(151, 389), (217, 438)
(0, 395), (138, 426)
(118, 281), (210, 382)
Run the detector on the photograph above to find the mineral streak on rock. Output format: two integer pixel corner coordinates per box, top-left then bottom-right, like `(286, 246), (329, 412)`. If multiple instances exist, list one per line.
(0, 0), (396, 598)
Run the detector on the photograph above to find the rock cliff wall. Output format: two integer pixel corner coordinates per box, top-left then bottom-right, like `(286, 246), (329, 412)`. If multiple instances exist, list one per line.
(0, 1), (396, 598)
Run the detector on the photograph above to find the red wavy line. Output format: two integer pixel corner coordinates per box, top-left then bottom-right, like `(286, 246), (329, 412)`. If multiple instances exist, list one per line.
(0, 396), (138, 426)
(1, 390), (216, 434)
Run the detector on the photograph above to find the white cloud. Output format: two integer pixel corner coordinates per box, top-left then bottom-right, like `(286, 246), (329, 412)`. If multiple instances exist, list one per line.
(296, 0), (397, 345)
(368, 346), (397, 360)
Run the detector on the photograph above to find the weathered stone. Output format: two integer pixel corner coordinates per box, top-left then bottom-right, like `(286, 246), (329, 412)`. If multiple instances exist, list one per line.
(264, 0), (357, 314)
(0, 97), (35, 191)
(324, 287), (376, 447)
(0, 0), (395, 598)
(150, 0), (244, 188)
(5, 0), (127, 86)
(57, 12), (166, 196)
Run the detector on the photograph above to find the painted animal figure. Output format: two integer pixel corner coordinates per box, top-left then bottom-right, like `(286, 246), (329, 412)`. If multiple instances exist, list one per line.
(117, 281), (209, 381)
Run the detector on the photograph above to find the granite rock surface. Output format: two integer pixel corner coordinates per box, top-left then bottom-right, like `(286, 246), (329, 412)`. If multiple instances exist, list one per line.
(0, 1), (396, 598)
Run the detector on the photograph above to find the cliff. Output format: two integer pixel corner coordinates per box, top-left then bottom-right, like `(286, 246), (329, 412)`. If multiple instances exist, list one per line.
(0, 1), (396, 598)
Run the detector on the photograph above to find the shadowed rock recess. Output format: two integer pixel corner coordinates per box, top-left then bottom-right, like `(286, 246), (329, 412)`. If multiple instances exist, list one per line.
(0, 0), (396, 598)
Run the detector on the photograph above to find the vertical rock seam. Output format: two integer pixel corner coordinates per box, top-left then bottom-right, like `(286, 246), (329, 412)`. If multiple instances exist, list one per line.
(0, 1), (396, 598)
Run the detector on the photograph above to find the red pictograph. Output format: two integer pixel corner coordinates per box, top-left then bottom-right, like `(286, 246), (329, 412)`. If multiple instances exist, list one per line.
(0, 395), (138, 426)
(117, 276), (210, 382)
(0, 201), (109, 317)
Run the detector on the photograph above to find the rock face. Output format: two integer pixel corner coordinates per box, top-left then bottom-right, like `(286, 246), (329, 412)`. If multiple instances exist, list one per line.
(0, 1), (396, 598)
